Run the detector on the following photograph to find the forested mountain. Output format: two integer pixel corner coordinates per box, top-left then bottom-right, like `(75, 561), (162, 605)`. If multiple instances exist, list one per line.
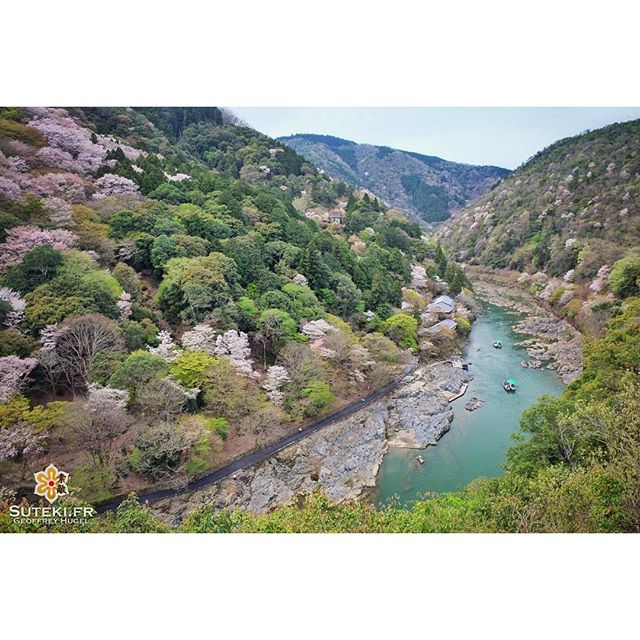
(278, 133), (510, 224)
(0, 107), (462, 501)
(440, 120), (640, 284)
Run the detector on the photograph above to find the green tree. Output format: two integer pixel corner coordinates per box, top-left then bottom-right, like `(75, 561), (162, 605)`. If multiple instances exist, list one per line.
(109, 351), (168, 396)
(381, 313), (418, 351)
(256, 308), (297, 365)
(169, 351), (217, 388)
(609, 254), (640, 298)
(6, 245), (63, 293)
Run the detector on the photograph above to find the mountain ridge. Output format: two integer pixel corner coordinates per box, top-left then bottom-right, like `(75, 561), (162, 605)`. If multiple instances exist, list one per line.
(278, 132), (510, 224)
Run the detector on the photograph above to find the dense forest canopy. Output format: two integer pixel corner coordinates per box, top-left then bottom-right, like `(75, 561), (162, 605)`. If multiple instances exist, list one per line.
(0, 106), (467, 505)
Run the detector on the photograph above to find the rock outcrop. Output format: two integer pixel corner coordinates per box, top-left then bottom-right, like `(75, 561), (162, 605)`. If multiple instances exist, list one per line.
(151, 361), (470, 526)
(472, 279), (582, 384)
(386, 363), (471, 448)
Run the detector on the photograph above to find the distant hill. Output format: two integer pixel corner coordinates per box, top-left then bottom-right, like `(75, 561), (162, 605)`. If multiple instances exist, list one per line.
(438, 119), (640, 284)
(278, 133), (510, 224)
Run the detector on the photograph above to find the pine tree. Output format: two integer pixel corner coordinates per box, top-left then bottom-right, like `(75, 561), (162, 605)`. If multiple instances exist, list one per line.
(300, 240), (328, 290)
(450, 271), (463, 295)
(435, 243), (447, 276)
(346, 193), (356, 212)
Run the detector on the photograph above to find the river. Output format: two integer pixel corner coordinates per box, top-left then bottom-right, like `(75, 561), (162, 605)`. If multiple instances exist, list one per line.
(372, 302), (564, 507)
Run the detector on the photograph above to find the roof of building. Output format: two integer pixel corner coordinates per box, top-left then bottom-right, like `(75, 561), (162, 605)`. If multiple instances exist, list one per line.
(426, 318), (458, 333)
(427, 294), (455, 313)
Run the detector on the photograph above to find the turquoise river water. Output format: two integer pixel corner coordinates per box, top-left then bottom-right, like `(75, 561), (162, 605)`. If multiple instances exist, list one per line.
(373, 302), (564, 507)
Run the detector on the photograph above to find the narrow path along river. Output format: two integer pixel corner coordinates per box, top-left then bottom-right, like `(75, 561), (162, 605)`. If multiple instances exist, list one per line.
(372, 302), (565, 507)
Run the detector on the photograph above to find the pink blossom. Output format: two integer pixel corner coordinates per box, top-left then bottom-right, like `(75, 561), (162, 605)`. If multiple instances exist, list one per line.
(262, 365), (290, 406)
(44, 196), (75, 227)
(181, 324), (217, 354)
(148, 330), (181, 362)
(0, 355), (38, 402)
(0, 424), (46, 463)
(0, 225), (78, 271)
(214, 330), (256, 377)
(0, 287), (26, 327)
(0, 175), (21, 201)
(116, 292), (132, 319)
(93, 173), (139, 199)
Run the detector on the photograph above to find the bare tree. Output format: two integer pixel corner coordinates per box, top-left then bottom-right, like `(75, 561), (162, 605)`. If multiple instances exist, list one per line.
(54, 314), (123, 395)
(66, 384), (131, 467)
(135, 377), (198, 422)
(278, 342), (322, 394)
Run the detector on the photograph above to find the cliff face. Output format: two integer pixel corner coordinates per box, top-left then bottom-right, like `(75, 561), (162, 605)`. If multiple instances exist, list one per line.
(278, 134), (509, 225)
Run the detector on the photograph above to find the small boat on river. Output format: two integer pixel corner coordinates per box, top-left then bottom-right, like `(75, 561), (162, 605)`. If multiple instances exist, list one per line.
(416, 455), (425, 464)
(502, 378), (517, 393)
(493, 340), (502, 349)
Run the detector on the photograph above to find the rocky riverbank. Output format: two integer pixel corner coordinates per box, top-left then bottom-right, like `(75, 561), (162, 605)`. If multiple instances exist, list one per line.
(150, 360), (470, 526)
(472, 280), (582, 384)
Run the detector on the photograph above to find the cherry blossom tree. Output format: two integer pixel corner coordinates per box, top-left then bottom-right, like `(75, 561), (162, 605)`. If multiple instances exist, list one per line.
(300, 319), (336, 339)
(148, 330), (181, 362)
(16, 170), (87, 202)
(39, 324), (60, 351)
(66, 383), (131, 467)
(0, 423), (46, 464)
(0, 226), (78, 271)
(262, 365), (290, 406)
(411, 264), (428, 289)
(0, 175), (21, 200)
(116, 292), (133, 319)
(93, 174), (139, 199)
(44, 196), (74, 227)
(27, 108), (107, 174)
(214, 329), (257, 377)
(0, 287), (26, 328)
(292, 273), (308, 286)
(0, 355), (38, 402)
(180, 323), (217, 354)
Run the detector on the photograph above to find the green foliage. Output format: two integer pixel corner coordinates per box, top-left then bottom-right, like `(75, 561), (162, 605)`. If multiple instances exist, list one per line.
(609, 254), (640, 298)
(5, 245), (63, 293)
(401, 175), (451, 223)
(256, 308), (297, 354)
(112, 262), (142, 298)
(0, 330), (36, 357)
(300, 380), (334, 417)
(380, 313), (418, 351)
(24, 250), (122, 331)
(169, 351), (217, 388)
(93, 494), (171, 533)
(157, 253), (240, 322)
(0, 395), (64, 432)
(0, 117), (47, 146)
(109, 350), (168, 394)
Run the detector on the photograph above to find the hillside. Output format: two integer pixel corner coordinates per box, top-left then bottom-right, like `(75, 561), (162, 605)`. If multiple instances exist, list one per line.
(0, 107), (466, 503)
(439, 119), (640, 284)
(278, 133), (509, 224)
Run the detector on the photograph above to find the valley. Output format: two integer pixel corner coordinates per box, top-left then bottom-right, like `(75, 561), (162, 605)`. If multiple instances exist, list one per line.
(1, 108), (639, 533)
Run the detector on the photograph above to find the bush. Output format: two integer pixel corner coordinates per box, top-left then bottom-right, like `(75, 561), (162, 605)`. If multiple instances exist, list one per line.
(129, 423), (190, 479)
(300, 380), (334, 417)
(380, 313), (418, 351)
(609, 254), (640, 298)
(0, 330), (37, 357)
